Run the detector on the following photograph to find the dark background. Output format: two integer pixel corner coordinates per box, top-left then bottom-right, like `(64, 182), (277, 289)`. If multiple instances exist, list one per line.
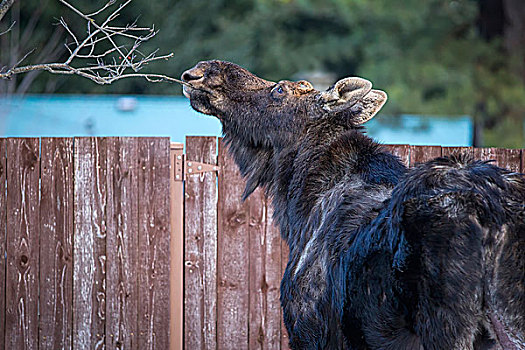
(1, 0), (524, 147)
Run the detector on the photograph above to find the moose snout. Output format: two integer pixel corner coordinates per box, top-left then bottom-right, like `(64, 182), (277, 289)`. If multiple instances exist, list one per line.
(181, 68), (204, 82)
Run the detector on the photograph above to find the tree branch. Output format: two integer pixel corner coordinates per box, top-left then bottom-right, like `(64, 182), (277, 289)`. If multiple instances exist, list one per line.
(0, 0), (193, 88)
(0, 0), (16, 22)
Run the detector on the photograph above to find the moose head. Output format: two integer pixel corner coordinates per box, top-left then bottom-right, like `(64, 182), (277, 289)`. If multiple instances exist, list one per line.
(181, 60), (388, 198)
(181, 60), (387, 149)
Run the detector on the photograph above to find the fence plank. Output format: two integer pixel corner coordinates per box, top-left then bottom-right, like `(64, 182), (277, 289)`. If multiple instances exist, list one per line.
(409, 145), (442, 166)
(218, 139), (250, 350)
(280, 234), (290, 350)
(248, 192), (281, 350)
(495, 149), (521, 172)
(522, 149), (524, 173)
(39, 138), (74, 350)
(106, 137), (139, 349)
(137, 137), (171, 350)
(384, 145), (410, 167)
(73, 137), (107, 350)
(0, 139), (5, 349)
(472, 147), (520, 172)
(442, 146), (473, 157)
(184, 136), (218, 350)
(5, 138), (40, 349)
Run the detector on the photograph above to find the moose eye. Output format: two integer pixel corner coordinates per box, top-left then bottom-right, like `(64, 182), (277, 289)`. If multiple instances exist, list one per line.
(271, 85), (285, 98)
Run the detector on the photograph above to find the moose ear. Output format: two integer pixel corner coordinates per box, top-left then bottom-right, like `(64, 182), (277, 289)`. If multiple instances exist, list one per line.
(350, 89), (388, 124)
(320, 77), (372, 113)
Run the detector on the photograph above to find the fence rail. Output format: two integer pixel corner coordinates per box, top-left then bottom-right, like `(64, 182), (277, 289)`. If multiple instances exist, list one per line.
(0, 137), (523, 349)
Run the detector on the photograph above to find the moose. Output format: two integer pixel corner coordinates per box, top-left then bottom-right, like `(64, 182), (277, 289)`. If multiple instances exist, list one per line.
(181, 60), (525, 350)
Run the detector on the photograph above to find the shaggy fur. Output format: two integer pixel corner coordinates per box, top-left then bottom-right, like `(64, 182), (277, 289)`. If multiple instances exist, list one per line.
(182, 60), (525, 350)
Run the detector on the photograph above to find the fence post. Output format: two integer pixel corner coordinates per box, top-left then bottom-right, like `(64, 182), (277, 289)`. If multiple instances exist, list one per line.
(171, 142), (184, 350)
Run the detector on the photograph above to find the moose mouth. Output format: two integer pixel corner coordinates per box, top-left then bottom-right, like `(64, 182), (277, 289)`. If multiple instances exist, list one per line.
(181, 83), (217, 116)
(182, 85), (192, 99)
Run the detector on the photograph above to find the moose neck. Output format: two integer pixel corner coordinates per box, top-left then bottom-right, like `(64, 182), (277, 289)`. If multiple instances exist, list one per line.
(223, 122), (407, 254)
(270, 126), (407, 253)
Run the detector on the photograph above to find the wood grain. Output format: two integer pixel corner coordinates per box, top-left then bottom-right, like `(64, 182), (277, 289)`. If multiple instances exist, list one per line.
(384, 145), (410, 167)
(106, 137), (139, 349)
(248, 189), (282, 350)
(184, 136), (218, 350)
(0, 138), (5, 350)
(39, 138), (74, 350)
(495, 148), (521, 172)
(522, 149), (524, 173)
(73, 137), (107, 350)
(257, 198), (283, 350)
(218, 139), (250, 350)
(280, 232), (290, 350)
(137, 137), (171, 350)
(169, 142), (184, 350)
(441, 146), (473, 157)
(5, 138), (40, 350)
(409, 145), (442, 167)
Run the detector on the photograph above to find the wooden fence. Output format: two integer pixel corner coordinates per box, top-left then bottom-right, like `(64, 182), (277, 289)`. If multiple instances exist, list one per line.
(0, 137), (171, 350)
(0, 136), (524, 350)
(181, 137), (524, 350)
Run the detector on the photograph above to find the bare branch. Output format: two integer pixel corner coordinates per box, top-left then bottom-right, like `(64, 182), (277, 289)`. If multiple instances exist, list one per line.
(0, 0), (16, 22)
(0, 20), (15, 36)
(1, 0), (193, 88)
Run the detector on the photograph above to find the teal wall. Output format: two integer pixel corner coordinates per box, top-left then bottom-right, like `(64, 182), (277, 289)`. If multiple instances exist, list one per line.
(0, 95), (472, 146)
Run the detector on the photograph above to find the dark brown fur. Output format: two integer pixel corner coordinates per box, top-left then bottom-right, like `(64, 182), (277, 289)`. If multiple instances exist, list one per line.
(182, 60), (525, 350)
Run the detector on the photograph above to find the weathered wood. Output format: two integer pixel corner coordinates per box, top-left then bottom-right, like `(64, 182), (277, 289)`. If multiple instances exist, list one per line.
(474, 147), (498, 163)
(39, 138), (74, 350)
(495, 148), (521, 172)
(248, 191), (281, 350)
(170, 142), (184, 350)
(409, 145), (442, 167)
(248, 187), (266, 350)
(522, 149), (525, 173)
(280, 235), (290, 350)
(5, 138), (40, 350)
(184, 136), (218, 350)
(384, 145), (410, 167)
(0, 139), (5, 350)
(73, 137), (107, 350)
(137, 137), (171, 350)
(262, 200), (283, 350)
(442, 146), (473, 157)
(217, 139), (250, 350)
(106, 137), (139, 349)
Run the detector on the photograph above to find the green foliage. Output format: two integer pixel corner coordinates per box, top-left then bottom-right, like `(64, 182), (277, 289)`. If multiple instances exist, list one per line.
(1, 0), (524, 145)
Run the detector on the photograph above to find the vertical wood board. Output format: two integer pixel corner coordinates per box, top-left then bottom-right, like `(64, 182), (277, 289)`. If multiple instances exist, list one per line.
(217, 139), (250, 350)
(184, 136), (218, 350)
(169, 142), (184, 350)
(442, 146), (473, 157)
(106, 137), (139, 349)
(39, 138), (74, 350)
(73, 137), (107, 350)
(409, 145), (442, 166)
(280, 234), (290, 350)
(248, 190), (281, 350)
(384, 145), (410, 167)
(137, 138), (171, 350)
(5, 138), (40, 350)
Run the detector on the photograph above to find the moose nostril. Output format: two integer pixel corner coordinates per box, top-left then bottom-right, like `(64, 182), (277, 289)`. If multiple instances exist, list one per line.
(181, 70), (203, 82)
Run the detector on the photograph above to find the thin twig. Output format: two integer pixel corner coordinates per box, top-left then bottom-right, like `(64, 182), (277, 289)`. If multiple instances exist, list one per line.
(0, 20), (15, 36)
(0, 0), (16, 22)
(0, 0), (191, 88)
